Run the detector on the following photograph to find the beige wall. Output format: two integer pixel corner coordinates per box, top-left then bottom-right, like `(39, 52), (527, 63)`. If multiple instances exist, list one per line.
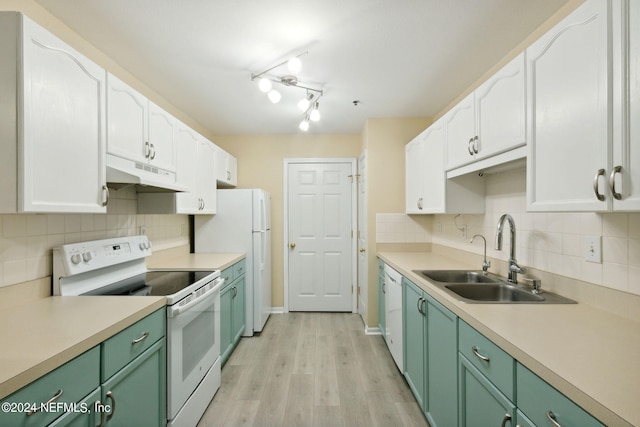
(361, 118), (432, 326)
(212, 134), (361, 308)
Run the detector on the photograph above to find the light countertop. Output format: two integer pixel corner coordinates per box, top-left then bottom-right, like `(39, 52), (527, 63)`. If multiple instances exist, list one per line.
(146, 251), (245, 271)
(0, 296), (166, 400)
(378, 251), (640, 427)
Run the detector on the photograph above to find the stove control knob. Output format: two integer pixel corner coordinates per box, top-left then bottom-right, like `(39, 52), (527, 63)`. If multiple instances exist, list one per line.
(139, 242), (149, 250)
(82, 252), (93, 263)
(71, 253), (82, 265)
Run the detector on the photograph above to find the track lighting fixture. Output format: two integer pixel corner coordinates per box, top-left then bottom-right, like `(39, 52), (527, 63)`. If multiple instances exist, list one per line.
(251, 51), (324, 131)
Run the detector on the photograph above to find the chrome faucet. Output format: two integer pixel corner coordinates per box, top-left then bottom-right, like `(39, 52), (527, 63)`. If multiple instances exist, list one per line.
(495, 214), (525, 284)
(471, 234), (491, 275)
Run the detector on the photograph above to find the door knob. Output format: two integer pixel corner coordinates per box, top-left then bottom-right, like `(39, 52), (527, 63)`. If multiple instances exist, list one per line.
(290, 242), (296, 248)
(359, 248), (366, 253)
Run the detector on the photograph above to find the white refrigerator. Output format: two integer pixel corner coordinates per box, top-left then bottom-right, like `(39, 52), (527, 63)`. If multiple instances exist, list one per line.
(194, 189), (271, 335)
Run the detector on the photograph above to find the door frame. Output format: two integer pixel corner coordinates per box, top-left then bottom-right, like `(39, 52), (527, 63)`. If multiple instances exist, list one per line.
(283, 158), (358, 313)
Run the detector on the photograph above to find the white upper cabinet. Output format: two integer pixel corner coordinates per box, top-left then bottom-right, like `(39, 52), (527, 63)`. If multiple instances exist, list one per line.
(138, 124), (217, 214)
(0, 13), (107, 213)
(526, 0), (617, 211)
(106, 73), (178, 173)
(445, 53), (526, 173)
(405, 119), (484, 214)
(614, 0), (640, 210)
(214, 145), (237, 187)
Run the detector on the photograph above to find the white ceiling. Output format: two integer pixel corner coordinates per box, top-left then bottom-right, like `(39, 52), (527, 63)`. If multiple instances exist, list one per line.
(34, 0), (568, 135)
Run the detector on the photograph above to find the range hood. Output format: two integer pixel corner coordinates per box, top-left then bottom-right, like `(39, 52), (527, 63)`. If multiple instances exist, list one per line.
(106, 154), (188, 193)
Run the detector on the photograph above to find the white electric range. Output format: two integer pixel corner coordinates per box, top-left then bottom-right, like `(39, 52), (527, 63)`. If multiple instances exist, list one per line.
(53, 235), (223, 427)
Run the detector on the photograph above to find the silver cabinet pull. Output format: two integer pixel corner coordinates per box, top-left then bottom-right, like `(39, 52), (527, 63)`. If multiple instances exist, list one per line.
(26, 389), (63, 415)
(593, 169), (606, 201)
(382, 283), (386, 294)
(102, 185), (110, 207)
(546, 411), (562, 427)
(106, 391), (116, 421)
(417, 296), (424, 315)
(468, 138), (474, 155)
(471, 345), (490, 362)
(609, 165), (622, 200)
(500, 413), (512, 427)
(131, 331), (149, 344)
(144, 141), (151, 158)
(149, 144), (156, 160)
(473, 135), (479, 154)
(233, 285), (238, 298)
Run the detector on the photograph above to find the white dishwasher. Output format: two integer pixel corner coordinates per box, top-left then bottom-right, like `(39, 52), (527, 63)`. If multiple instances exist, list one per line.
(384, 264), (403, 372)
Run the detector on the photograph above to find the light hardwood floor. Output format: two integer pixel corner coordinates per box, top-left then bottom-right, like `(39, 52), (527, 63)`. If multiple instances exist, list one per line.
(197, 312), (430, 427)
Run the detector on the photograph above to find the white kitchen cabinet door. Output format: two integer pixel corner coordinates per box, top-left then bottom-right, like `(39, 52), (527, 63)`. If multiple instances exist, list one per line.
(527, 0), (611, 212)
(106, 73), (149, 164)
(420, 121), (447, 213)
(444, 92), (476, 171)
(174, 125), (200, 212)
(614, 0), (640, 210)
(148, 102), (178, 172)
(197, 140), (217, 214)
(214, 145), (237, 187)
(20, 15), (107, 212)
(405, 135), (426, 213)
(475, 52), (526, 162)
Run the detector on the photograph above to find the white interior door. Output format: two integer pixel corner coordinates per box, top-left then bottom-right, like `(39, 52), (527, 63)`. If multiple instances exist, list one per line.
(287, 160), (354, 312)
(357, 152), (368, 321)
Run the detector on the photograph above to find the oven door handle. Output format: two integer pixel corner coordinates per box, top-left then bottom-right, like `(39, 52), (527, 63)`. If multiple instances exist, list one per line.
(167, 277), (225, 318)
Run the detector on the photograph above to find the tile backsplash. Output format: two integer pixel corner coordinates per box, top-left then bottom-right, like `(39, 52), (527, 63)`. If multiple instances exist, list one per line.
(376, 213), (432, 243)
(0, 188), (189, 288)
(378, 167), (640, 296)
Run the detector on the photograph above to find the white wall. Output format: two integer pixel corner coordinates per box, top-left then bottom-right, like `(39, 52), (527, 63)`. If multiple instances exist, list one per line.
(0, 188), (189, 288)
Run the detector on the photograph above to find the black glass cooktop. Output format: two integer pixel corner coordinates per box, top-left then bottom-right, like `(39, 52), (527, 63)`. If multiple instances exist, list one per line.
(82, 271), (216, 296)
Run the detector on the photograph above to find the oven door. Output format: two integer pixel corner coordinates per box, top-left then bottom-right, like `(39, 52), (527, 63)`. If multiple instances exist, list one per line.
(166, 277), (223, 420)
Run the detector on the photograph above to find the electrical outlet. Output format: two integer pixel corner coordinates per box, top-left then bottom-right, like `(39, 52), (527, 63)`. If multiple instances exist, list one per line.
(584, 235), (602, 263)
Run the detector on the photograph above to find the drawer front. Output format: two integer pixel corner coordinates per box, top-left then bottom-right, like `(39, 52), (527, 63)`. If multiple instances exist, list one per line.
(0, 346), (100, 427)
(101, 308), (166, 380)
(220, 266), (234, 286)
(517, 363), (604, 427)
(232, 259), (246, 278)
(458, 320), (514, 400)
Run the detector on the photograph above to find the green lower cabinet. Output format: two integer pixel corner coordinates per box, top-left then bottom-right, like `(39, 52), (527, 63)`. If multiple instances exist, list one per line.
(459, 354), (515, 427)
(515, 410), (536, 427)
(425, 294), (457, 427)
(0, 346), (100, 427)
(516, 363), (604, 427)
(49, 387), (101, 427)
(101, 339), (166, 427)
(221, 260), (247, 366)
(403, 278), (426, 409)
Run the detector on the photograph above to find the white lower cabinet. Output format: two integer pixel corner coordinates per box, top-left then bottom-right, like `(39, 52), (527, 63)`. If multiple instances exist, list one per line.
(0, 12), (108, 213)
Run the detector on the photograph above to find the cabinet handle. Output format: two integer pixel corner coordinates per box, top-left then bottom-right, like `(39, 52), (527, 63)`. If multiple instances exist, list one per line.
(609, 165), (622, 200)
(97, 400), (106, 427)
(500, 413), (512, 427)
(546, 411), (562, 427)
(227, 170), (231, 180)
(106, 391), (116, 421)
(471, 345), (490, 362)
(145, 141), (151, 158)
(417, 296), (424, 315)
(149, 144), (156, 160)
(26, 389), (63, 415)
(382, 283), (386, 294)
(473, 136), (479, 154)
(233, 285), (238, 298)
(131, 331), (149, 344)
(593, 169), (606, 201)
(468, 138), (474, 155)
(102, 185), (110, 207)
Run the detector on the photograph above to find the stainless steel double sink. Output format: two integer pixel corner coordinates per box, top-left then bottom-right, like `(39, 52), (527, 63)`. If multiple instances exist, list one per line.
(413, 270), (576, 304)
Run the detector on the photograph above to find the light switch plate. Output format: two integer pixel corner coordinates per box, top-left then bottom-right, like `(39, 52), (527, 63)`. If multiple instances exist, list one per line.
(584, 235), (602, 263)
